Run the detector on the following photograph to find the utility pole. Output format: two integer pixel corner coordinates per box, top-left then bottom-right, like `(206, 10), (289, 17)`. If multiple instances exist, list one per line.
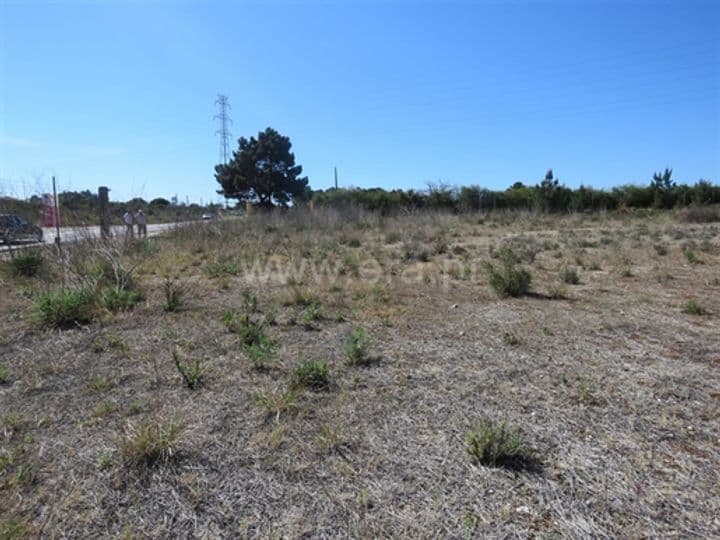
(334, 167), (338, 190)
(52, 176), (61, 246)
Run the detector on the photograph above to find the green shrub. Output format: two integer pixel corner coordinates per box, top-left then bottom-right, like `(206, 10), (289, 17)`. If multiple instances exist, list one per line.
(172, 348), (204, 389)
(0, 364), (10, 384)
(559, 266), (580, 285)
(682, 299), (706, 316)
(101, 286), (140, 312)
(683, 249), (703, 265)
(223, 310), (267, 346)
(343, 326), (371, 366)
(293, 360), (329, 390)
(300, 302), (322, 330)
(205, 257), (239, 278)
(35, 287), (95, 327)
(243, 334), (276, 370)
(163, 277), (186, 312)
(120, 417), (185, 466)
(484, 248), (531, 298)
(503, 331), (520, 346)
(466, 420), (538, 471)
(10, 252), (44, 277)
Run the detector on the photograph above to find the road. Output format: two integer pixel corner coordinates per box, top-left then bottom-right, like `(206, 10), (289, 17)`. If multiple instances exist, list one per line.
(1, 222), (189, 252)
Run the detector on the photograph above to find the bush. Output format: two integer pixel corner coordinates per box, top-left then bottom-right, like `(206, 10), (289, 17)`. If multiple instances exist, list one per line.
(484, 248), (532, 298)
(10, 251), (43, 277)
(465, 419), (538, 471)
(243, 334), (276, 370)
(292, 360), (329, 390)
(163, 277), (186, 312)
(677, 206), (720, 223)
(682, 299), (706, 316)
(101, 286), (140, 312)
(172, 348), (204, 389)
(0, 364), (10, 384)
(559, 266), (580, 285)
(223, 310), (267, 346)
(120, 417), (185, 466)
(35, 287), (95, 327)
(343, 326), (371, 365)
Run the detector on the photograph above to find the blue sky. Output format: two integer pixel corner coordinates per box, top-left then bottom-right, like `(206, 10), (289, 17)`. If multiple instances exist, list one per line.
(1, 0), (718, 203)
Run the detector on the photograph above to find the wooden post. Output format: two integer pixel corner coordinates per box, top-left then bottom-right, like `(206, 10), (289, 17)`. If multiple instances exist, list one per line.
(99, 186), (110, 240)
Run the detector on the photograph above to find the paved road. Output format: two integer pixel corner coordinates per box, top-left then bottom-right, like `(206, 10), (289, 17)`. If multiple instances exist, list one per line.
(1, 221), (190, 252)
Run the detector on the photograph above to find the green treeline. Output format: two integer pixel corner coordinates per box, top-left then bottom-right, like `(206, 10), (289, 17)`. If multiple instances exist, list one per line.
(312, 170), (719, 214)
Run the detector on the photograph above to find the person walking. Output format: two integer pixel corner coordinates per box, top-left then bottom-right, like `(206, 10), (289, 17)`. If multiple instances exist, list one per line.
(122, 209), (134, 238)
(135, 209), (147, 238)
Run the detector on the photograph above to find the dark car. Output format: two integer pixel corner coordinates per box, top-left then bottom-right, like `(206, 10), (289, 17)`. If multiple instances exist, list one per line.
(0, 214), (44, 244)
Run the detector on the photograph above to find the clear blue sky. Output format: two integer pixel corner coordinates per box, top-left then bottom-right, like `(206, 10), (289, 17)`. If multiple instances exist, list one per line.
(1, 0), (718, 203)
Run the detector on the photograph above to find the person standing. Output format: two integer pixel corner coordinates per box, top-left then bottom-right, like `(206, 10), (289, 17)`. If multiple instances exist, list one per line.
(135, 209), (147, 238)
(122, 209), (134, 238)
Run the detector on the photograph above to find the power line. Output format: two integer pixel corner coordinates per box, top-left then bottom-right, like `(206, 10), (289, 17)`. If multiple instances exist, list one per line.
(214, 94), (232, 165)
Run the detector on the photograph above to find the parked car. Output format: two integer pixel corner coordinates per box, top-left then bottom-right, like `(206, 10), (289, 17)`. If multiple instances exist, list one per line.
(0, 214), (44, 244)
(201, 213), (214, 221)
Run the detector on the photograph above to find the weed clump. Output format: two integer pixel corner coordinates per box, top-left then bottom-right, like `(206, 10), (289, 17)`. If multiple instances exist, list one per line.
(343, 326), (371, 366)
(35, 287), (95, 327)
(682, 299), (706, 316)
(293, 360), (330, 390)
(172, 348), (204, 389)
(484, 248), (531, 298)
(162, 277), (186, 312)
(101, 286), (141, 312)
(559, 266), (580, 285)
(120, 417), (185, 466)
(10, 251), (44, 277)
(466, 419), (538, 471)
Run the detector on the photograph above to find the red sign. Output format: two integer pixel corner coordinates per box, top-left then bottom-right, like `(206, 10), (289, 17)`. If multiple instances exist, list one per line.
(42, 193), (60, 227)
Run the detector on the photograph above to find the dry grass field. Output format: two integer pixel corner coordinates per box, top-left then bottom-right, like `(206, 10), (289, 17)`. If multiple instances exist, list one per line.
(1, 208), (719, 538)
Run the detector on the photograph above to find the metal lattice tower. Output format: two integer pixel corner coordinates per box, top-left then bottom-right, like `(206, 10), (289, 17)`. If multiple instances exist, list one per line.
(214, 94), (232, 164)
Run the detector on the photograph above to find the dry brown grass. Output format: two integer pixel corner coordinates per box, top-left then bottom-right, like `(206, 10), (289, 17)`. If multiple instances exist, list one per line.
(1, 208), (719, 537)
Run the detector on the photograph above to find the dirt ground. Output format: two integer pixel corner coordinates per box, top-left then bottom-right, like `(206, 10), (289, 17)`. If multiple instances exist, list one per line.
(1, 209), (718, 538)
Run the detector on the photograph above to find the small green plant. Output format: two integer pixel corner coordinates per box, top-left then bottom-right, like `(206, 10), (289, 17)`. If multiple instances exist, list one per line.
(222, 309), (268, 346)
(101, 286), (140, 312)
(172, 348), (204, 389)
(292, 360), (330, 390)
(87, 376), (111, 391)
(343, 326), (371, 366)
(683, 249), (703, 265)
(0, 518), (30, 539)
(119, 417), (185, 466)
(91, 400), (118, 419)
(0, 364), (10, 384)
(10, 251), (44, 277)
(264, 303), (278, 325)
(503, 331), (520, 346)
(243, 334), (276, 370)
(34, 287), (95, 327)
(253, 388), (296, 422)
(559, 266), (580, 285)
(162, 276), (186, 312)
(205, 257), (239, 278)
(465, 419), (538, 471)
(682, 299), (706, 316)
(300, 302), (322, 330)
(483, 248), (531, 298)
